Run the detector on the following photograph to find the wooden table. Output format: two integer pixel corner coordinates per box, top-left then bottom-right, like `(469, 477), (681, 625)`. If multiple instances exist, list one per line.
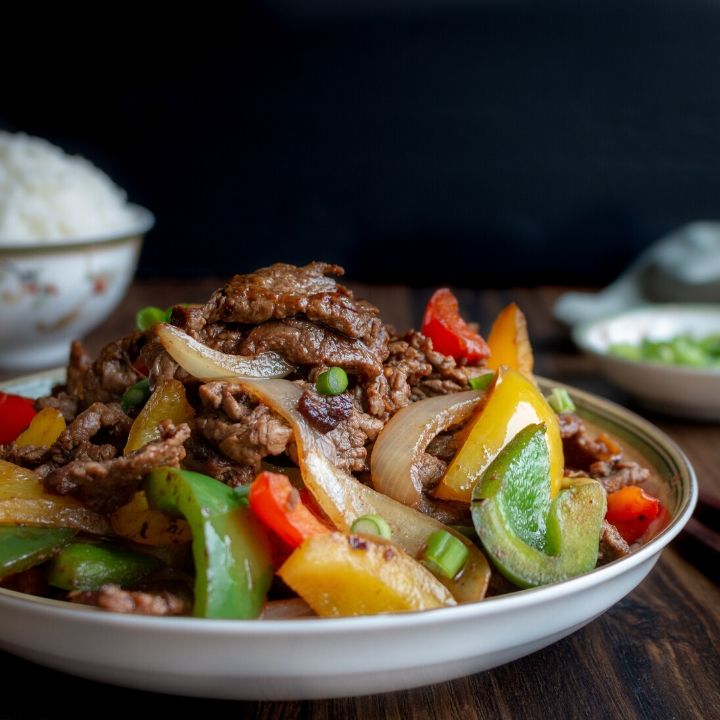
(1, 279), (718, 719)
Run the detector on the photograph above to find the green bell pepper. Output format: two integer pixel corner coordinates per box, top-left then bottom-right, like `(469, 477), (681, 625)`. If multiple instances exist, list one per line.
(471, 423), (606, 588)
(145, 467), (273, 619)
(47, 543), (162, 591)
(0, 526), (76, 580)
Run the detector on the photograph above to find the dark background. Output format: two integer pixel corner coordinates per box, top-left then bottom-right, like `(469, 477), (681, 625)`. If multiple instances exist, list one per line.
(3, 0), (720, 287)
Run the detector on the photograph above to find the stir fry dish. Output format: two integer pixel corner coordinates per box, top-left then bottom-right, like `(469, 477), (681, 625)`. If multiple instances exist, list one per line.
(0, 263), (667, 618)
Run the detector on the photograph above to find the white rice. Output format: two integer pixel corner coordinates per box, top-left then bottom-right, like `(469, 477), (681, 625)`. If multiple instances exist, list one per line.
(0, 132), (138, 244)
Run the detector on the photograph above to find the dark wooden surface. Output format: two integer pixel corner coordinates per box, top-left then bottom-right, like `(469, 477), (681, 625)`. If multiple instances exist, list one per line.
(1, 279), (718, 720)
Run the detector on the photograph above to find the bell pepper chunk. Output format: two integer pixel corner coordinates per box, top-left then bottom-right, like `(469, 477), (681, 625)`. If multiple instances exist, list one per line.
(14, 407), (66, 448)
(435, 366), (564, 502)
(0, 392), (37, 444)
(47, 543), (162, 591)
(111, 490), (192, 546)
(248, 471), (332, 548)
(278, 532), (456, 616)
(486, 303), (534, 376)
(471, 424), (606, 588)
(0, 526), (76, 580)
(605, 486), (662, 544)
(421, 288), (490, 364)
(144, 467), (273, 619)
(124, 378), (194, 454)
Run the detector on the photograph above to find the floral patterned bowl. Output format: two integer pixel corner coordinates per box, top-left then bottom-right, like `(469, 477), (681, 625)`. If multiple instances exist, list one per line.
(0, 205), (154, 370)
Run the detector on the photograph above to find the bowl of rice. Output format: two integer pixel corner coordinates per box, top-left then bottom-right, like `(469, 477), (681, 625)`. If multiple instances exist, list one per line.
(0, 132), (154, 370)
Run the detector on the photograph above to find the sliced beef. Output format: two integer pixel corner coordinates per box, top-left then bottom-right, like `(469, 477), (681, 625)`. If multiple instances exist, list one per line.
(588, 460), (651, 494)
(298, 388), (354, 433)
(43, 420), (191, 513)
(198, 262), (387, 354)
(598, 520), (631, 564)
(183, 435), (255, 488)
(196, 380), (382, 476)
(196, 382), (294, 472)
(240, 319), (383, 377)
(69, 584), (189, 616)
(2, 402), (131, 471)
(559, 413), (621, 471)
(62, 335), (145, 411)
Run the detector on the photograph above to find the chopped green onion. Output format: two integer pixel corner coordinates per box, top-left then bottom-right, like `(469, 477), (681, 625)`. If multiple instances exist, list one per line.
(233, 484), (251, 506)
(468, 373), (495, 391)
(421, 530), (469, 579)
(136, 306), (167, 332)
(121, 379), (151, 413)
(350, 514), (392, 539)
(547, 387), (576, 414)
(316, 367), (348, 395)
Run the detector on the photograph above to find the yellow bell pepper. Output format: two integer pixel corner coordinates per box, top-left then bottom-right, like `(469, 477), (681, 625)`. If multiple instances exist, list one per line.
(278, 532), (456, 616)
(486, 302), (534, 376)
(434, 366), (564, 502)
(111, 490), (192, 546)
(14, 408), (66, 448)
(0, 460), (111, 535)
(124, 378), (194, 454)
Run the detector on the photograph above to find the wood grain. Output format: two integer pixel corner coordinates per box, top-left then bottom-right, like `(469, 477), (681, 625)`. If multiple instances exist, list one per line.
(0, 279), (717, 719)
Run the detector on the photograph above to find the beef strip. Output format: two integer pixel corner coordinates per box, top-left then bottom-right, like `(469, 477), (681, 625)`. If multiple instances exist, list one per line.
(298, 388), (354, 433)
(560, 412), (650, 493)
(240, 318), (384, 378)
(559, 413), (620, 471)
(588, 460), (651, 494)
(197, 380), (382, 476)
(196, 382), (294, 472)
(198, 262), (387, 354)
(2, 402), (131, 471)
(69, 584), (189, 616)
(60, 335), (145, 411)
(598, 520), (631, 564)
(183, 434), (255, 488)
(43, 420), (191, 513)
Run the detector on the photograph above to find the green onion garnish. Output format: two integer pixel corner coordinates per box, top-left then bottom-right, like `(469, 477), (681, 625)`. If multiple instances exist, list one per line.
(421, 530), (469, 579)
(233, 484), (251, 506)
(136, 306), (167, 332)
(316, 367), (349, 395)
(468, 373), (495, 391)
(547, 387), (576, 414)
(121, 379), (151, 413)
(350, 514), (392, 539)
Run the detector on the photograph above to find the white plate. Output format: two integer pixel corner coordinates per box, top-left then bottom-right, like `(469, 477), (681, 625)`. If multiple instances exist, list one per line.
(0, 370), (697, 700)
(573, 304), (720, 420)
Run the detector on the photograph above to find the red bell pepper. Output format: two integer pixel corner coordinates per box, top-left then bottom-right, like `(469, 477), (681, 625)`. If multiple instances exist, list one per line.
(248, 471), (332, 548)
(421, 289), (490, 364)
(605, 485), (662, 544)
(0, 392), (37, 445)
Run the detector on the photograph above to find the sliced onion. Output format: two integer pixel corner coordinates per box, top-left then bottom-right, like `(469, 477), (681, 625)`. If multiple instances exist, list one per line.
(156, 323), (294, 381)
(370, 391), (482, 508)
(0, 498), (112, 536)
(234, 378), (491, 603)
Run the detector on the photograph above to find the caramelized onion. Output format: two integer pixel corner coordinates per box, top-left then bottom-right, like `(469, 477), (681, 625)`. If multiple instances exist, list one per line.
(234, 378), (491, 603)
(370, 391), (482, 508)
(156, 323), (294, 381)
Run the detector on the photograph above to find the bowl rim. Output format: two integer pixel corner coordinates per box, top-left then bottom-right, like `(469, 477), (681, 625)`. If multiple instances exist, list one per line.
(572, 302), (720, 377)
(0, 204), (154, 254)
(0, 369), (698, 634)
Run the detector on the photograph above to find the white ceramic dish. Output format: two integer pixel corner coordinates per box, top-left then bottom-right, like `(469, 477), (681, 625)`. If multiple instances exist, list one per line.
(0, 205), (154, 371)
(573, 304), (720, 420)
(0, 370), (697, 700)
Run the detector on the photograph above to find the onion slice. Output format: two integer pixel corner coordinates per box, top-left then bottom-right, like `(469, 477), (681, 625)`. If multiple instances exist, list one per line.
(371, 391), (482, 508)
(234, 378), (491, 603)
(156, 323), (294, 381)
